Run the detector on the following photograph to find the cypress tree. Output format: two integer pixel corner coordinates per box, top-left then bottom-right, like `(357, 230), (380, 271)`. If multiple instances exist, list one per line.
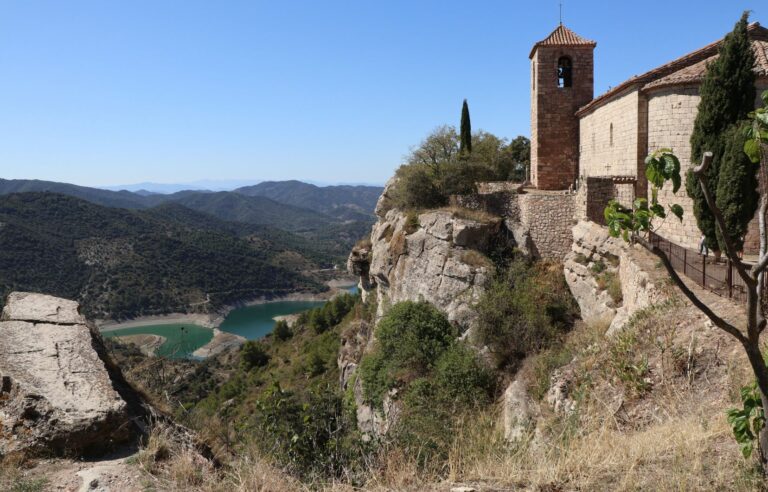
(714, 123), (759, 252)
(685, 11), (756, 250)
(460, 99), (472, 154)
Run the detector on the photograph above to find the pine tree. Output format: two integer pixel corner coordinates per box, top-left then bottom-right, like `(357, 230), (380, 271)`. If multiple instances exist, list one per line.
(714, 123), (759, 252)
(460, 99), (472, 154)
(686, 11), (756, 250)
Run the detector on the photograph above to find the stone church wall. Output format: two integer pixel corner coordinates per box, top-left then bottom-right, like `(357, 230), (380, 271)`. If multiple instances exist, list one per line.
(645, 86), (702, 249)
(644, 81), (768, 252)
(579, 88), (643, 178)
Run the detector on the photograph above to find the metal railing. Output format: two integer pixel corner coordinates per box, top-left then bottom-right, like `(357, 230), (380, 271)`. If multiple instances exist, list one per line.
(648, 231), (758, 303)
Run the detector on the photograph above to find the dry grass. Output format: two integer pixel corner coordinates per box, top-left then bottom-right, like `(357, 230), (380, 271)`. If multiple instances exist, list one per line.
(120, 277), (767, 491)
(460, 250), (493, 269)
(438, 205), (500, 224)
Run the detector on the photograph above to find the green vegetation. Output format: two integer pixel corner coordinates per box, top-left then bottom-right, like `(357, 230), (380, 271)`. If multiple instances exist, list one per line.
(359, 301), (458, 408)
(390, 123), (531, 210)
(358, 301), (495, 466)
(273, 320), (293, 341)
(475, 259), (578, 369)
(606, 86), (768, 474)
(686, 11), (757, 251)
(715, 123), (759, 252)
(240, 341), (270, 370)
(727, 380), (766, 459)
(460, 99), (472, 154)
(297, 293), (357, 335)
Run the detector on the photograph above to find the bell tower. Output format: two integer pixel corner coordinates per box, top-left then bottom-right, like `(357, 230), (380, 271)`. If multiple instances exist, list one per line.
(530, 24), (596, 190)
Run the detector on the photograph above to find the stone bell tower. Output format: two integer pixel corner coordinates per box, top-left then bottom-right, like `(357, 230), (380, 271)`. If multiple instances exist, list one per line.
(530, 24), (596, 190)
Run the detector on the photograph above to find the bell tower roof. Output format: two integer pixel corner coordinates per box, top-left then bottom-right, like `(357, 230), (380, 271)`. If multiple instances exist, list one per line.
(529, 24), (596, 58)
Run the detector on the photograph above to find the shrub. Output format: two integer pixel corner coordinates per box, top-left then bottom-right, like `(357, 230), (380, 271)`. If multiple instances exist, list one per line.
(251, 383), (351, 479)
(606, 330), (651, 398)
(240, 341), (270, 370)
(359, 301), (456, 407)
(273, 320), (293, 341)
(475, 259), (578, 369)
(461, 250), (493, 269)
(590, 259), (606, 274)
(573, 253), (589, 265)
(404, 211), (420, 234)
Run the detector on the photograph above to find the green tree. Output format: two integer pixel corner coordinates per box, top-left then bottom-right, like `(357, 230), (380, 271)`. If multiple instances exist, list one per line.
(240, 340), (270, 370)
(506, 136), (531, 182)
(273, 319), (293, 341)
(359, 301), (456, 407)
(686, 11), (756, 251)
(714, 123), (759, 252)
(460, 99), (472, 154)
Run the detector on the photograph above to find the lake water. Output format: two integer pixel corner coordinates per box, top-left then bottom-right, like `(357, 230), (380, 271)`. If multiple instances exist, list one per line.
(102, 323), (213, 359)
(102, 285), (358, 358)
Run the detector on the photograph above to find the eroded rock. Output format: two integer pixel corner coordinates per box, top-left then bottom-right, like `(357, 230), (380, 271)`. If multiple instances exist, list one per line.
(0, 292), (131, 456)
(503, 379), (537, 442)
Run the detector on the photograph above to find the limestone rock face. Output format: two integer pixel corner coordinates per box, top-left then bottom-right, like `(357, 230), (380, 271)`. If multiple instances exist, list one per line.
(344, 192), (508, 438)
(0, 292), (131, 456)
(359, 209), (498, 333)
(563, 221), (670, 334)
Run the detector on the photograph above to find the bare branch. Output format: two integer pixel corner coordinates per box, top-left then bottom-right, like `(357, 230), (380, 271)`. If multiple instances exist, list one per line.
(693, 152), (755, 287)
(636, 236), (748, 344)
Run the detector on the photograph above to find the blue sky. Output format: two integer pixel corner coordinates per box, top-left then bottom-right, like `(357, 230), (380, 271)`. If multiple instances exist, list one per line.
(0, 1), (761, 187)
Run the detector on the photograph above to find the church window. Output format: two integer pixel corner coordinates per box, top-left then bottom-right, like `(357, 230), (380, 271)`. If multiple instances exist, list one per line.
(610, 123), (614, 147)
(557, 56), (572, 88)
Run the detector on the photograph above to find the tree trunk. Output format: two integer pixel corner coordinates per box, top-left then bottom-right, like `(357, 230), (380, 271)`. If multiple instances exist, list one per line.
(744, 343), (768, 471)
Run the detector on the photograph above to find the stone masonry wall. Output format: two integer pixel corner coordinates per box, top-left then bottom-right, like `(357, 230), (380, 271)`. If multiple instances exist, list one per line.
(646, 86), (701, 249)
(531, 45), (594, 190)
(518, 191), (576, 260)
(646, 82), (768, 252)
(579, 88), (642, 178)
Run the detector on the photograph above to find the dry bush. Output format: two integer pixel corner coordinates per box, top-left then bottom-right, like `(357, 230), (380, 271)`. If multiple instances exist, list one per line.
(388, 230), (407, 257)
(460, 250), (493, 269)
(438, 205), (499, 224)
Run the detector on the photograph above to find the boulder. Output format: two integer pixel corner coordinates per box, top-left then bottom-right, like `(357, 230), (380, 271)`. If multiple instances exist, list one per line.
(503, 380), (536, 442)
(0, 292), (131, 456)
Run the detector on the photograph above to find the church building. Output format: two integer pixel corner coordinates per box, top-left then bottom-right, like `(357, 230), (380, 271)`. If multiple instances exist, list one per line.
(530, 22), (768, 252)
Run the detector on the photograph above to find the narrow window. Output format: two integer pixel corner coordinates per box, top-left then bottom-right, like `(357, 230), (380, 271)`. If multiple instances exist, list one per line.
(609, 123), (614, 147)
(557, 56), (572, 88)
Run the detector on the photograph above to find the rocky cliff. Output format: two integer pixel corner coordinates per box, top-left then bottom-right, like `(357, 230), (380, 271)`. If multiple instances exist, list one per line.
(344, 182), (512, 437)
(563, 221), (671, 335)
(0, 292), (139, 456)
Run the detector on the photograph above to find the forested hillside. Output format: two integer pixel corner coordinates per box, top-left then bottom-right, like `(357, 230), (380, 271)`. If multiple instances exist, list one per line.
(0, 178), (379, 254)
(0, 193), (327, 319)
(235, 180), (382, 220)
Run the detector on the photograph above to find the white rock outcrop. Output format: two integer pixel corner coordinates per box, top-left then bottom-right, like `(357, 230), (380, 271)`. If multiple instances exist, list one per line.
(354, 208), (497, 334)
(0, 292), (131, 456)
(503, 379), (537, 442)
(563, 221), (669, 335)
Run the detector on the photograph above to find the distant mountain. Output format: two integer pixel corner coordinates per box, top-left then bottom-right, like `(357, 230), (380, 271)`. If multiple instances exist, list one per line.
(235, 180), (383, 220)
(102, 179), (262, 194)
(168, 191), (337, 232)
(0, 178), (148, 209)
(0, 193), (327, 319)
(0, 178), (379, 256)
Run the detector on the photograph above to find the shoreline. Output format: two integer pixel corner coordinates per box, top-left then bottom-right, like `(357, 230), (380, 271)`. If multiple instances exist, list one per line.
(96, 277), (357, 333)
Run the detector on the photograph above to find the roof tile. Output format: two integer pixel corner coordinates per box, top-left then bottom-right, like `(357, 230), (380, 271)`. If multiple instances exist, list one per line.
(577, 22), (768, 115)
(529, 25), (596, 58)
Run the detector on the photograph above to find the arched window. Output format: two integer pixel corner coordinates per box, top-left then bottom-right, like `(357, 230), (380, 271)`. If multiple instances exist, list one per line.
(557, 56), (572, 88)
(609, 123), (614, 147)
